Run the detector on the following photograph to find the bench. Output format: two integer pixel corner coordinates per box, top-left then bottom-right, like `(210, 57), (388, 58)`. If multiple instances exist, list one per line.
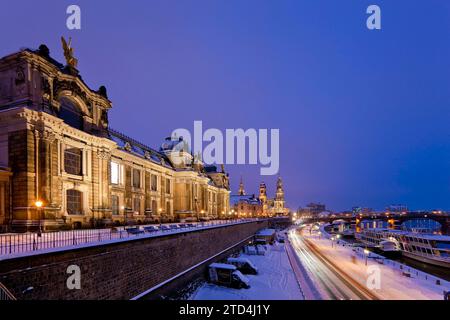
(143, 226), (158, 233)
(125, 228), (144, 235)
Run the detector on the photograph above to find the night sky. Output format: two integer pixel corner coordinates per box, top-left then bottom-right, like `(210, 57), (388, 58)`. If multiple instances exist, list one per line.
(1, 1), (449, 211)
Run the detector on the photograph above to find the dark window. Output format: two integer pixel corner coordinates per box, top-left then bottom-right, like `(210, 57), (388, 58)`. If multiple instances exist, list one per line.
(66, 189), (82, 215)
(151, 174), (157, 191)
(65, 148), (82, 175)
(59, 97), (83, 130)
(132, 169), (141, 188)
(166, 178), (171, 194)
(111, 195), (119, 215)
(133, 197), (141, 214)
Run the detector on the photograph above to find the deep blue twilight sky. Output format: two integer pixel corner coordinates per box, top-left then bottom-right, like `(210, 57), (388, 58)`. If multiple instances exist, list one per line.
(1, 1), (449, 211)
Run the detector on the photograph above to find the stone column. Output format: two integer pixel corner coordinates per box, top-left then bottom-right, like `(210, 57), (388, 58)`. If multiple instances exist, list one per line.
(96, 149), (111, 220)
(41, 131), (55, 206)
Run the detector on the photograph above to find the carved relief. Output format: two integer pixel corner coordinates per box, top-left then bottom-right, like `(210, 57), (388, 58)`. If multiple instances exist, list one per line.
(52, 79), (89, 110)
(14, 66), (26, 96)
(14, 67), (25, 85)
(41, 76), (51, 101)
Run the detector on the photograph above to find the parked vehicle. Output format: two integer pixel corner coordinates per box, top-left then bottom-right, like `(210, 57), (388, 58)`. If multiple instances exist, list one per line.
(226, 257), (258, 275)
(208, 263), (250, 289)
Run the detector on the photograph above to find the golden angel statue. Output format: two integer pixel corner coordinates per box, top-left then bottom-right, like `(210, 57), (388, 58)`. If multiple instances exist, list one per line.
(61, 36), (78, 68)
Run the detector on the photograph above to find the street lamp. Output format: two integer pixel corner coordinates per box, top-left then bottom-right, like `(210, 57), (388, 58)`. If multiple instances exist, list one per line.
(35, 200), (44, 236)
(331, 236), (335, 248)
(364, 248), (370, 266)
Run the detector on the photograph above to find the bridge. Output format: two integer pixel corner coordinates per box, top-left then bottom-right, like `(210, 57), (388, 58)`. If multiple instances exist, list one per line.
(305, 212), (450, 235)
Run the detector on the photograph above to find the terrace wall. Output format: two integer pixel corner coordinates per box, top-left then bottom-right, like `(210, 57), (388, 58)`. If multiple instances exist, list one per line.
(0, 220), (267, 300)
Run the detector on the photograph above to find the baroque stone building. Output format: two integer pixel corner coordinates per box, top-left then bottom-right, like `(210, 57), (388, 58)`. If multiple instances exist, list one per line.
(259, 177), (289, 216)
(0, 43), (230, 231)
(230, 176), (288, 218)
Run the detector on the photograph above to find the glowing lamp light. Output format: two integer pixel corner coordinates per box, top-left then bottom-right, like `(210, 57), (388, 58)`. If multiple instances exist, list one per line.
(35, 200), (43, 208)
(364, 249), (370, 255)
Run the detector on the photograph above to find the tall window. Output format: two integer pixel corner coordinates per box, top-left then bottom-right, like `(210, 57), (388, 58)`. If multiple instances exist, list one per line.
(111, 195), (119, 215)
(132, 169), (141, 188)
(151, 174), (157, 191)
(133, 197), (141, 214)
(151, 200), (158, 214)
(65, 148), (82, 175)
(59, 97), (83, 130)
(166, 178), (171, 194)
(111, 161), (120, 184)
(66, 189), (82, 215)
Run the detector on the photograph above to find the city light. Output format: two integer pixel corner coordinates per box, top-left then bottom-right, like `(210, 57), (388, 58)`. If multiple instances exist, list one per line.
(35, 200), (43, 208)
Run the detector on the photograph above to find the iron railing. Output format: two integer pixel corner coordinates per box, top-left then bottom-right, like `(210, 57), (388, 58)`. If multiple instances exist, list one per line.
(0, 282), (16, 300)
(0, 219), (259, 257)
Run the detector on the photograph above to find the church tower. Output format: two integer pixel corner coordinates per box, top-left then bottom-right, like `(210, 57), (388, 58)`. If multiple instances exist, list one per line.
(274, 176), (285, 214)
(259, 182), (267, 203)
(259, 182), (268, 215)
(238, 176), (245, 196)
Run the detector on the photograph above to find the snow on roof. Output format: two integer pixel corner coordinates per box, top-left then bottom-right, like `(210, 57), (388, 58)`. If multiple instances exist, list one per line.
(256, 228), (276, 236)
(233, 270), (250, 285)
(209, 263), (237, 270)
(227, 257), (258, 270)
(108, 128), (173, 168)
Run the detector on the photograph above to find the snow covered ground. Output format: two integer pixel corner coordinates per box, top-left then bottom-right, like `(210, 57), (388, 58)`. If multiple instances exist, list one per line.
(190, 242), (304, 300)
(303, 230), (450, 300)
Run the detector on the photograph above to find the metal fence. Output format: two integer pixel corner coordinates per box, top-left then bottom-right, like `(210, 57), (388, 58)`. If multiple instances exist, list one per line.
(0, 219), (257, 257)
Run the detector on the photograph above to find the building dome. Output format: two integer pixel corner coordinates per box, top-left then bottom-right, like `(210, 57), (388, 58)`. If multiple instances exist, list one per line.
(160, 135), (189, 153)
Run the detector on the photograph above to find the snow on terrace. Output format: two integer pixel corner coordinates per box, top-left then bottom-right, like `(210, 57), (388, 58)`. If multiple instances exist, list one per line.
(0, 220), (257, 261)
(189, 243), (304, 300)
(303, 231), (450, 300)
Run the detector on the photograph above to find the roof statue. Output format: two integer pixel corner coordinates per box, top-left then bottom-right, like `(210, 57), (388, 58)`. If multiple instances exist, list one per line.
(61, 36), (78, 69)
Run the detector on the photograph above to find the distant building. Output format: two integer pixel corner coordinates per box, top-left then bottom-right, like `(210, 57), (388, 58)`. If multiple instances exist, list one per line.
(231, 177), (289, 218)
(352, 207), (373, 216)
(230, 194), (263, 218)
(297, 202), (326, 218)
(386, 204), (408, 213)
(258, 177), (289, 216)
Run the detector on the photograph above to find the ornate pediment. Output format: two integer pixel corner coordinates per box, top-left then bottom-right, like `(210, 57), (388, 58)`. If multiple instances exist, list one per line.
(53, 79), (89, 106)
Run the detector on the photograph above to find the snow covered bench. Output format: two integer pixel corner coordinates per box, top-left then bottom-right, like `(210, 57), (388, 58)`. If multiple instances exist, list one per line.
(125, 227), (144, 235)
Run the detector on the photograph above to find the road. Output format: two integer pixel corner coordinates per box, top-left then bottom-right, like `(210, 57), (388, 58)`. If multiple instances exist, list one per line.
(288, 227), (379, 300)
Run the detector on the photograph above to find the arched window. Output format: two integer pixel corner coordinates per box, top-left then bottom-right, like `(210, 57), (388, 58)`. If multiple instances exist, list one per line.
(66, 189), (82, 215)
(59, 97), (83, 130)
